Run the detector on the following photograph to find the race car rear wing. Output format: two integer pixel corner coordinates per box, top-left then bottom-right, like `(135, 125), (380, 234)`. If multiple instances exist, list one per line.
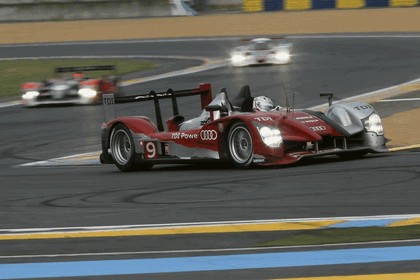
(102, 83), (212, 131)
(55, 65), (116, 73)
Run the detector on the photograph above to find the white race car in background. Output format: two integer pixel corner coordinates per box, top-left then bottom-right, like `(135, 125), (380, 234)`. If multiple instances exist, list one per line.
(230, 38), (292, 67)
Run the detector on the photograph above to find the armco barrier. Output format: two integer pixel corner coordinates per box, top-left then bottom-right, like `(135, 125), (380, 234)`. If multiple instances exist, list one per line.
(0, 1), (169, 21)
(0, 0), (199, 22)
(244, 0), (419, 11)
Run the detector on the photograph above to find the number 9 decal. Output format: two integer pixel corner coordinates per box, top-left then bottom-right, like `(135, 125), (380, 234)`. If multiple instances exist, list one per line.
(144, 142), (157, 159)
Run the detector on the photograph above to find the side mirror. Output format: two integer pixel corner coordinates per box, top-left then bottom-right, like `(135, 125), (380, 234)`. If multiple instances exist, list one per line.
(205, 105), (223, 122)
(220, 105), (229, 117)
(320, 93), (333, 107)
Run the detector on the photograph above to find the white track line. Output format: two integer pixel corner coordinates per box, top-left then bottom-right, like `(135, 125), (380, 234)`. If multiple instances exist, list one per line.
(0, 54), (212, 61)
(18, 151), (100, 167)
(2, 239), (420, 260)
(378, 98), (420, 102)
(308, 78), (420, 111)
(2, 33), (420, 48)
(1, 213), (420, 234)
(0, 101), (20, 108)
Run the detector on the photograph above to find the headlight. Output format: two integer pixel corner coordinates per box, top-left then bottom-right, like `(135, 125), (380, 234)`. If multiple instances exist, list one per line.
(275, 51), (290, 61)
(257, 126), (283, 148)
(78, 88), (97, 98)
(22, 91), (39, 99)
(231, 53), (246, 64)
(363, 113), (384, 135)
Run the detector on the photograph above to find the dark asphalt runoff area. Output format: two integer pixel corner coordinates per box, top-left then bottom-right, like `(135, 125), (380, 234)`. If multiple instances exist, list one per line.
(1, 36), (420, 279)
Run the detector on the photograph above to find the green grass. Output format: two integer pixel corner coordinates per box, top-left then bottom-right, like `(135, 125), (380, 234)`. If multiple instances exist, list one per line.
(0, 59), (159, 98)
(258, 225), (420, 247)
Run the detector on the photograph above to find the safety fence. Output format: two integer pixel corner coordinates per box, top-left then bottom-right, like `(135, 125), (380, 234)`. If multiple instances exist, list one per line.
(244, 0), (419, 12)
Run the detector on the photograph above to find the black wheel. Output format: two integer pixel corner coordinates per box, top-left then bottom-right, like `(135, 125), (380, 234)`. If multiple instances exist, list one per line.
(227, 122), (254, 168)
(109, 124), (152, 171)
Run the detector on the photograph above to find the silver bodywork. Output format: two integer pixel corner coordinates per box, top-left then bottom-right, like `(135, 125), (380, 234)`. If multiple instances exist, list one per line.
(325, 101), (387, 152)
(326, 101), (373, 134)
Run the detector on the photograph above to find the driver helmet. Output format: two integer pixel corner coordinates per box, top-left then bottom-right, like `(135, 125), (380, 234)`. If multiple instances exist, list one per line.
(253, 96), (274, 111)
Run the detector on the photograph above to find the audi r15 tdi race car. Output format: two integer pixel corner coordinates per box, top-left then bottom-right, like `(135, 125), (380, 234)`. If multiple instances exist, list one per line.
(100, 83), (388, 171)
(21, 65), (120, 107)
(230, 38), (292, 67)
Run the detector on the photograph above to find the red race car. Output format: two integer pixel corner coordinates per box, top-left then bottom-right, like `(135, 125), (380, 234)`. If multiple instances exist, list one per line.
(21, 65), (120, 107)
(100, 83), (388, 171)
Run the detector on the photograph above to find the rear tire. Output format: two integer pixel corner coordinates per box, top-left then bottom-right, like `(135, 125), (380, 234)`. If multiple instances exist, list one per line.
(109, 124), (153, 171)
(227, 122), (254, 169)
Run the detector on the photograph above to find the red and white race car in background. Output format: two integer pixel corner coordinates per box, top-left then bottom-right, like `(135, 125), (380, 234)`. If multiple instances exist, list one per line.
(230, 38), (292, 67)
(100, 83), (388, 171)
(21, 65), (120, 107)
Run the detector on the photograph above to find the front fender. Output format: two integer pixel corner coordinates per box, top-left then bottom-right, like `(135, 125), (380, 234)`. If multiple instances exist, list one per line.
(326, 101), (376, 135)
(214, 115), (284, 160)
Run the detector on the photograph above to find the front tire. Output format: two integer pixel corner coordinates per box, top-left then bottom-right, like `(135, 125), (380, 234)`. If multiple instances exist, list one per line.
(227, 122), (254, 168)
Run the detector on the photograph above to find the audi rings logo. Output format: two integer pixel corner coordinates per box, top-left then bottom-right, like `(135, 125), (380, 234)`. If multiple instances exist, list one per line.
(310, 126), (327, 132)
(200, 130), (218, 141)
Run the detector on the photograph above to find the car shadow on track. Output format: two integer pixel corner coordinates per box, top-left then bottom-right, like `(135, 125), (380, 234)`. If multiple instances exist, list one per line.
(146, 154), (391, 172)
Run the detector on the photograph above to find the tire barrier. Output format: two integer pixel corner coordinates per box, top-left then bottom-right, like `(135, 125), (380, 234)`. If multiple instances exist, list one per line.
(244, 0), (419, 12)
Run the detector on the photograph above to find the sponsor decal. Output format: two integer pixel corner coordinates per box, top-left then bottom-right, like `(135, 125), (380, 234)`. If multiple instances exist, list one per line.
(200, 130), (218, 141)
(295, 116), (314, 120)
(310, 126), (327, 132)
(102, 95), (114, 105)
(354, 104), (372, 111)
(303, 119), (319, 123)
(296, 115), (320, 124)
(143, 141), (157, 159)
(254, 116), (273, 122)
(171, 132), (199, 140)
(218, 123), (224, 133)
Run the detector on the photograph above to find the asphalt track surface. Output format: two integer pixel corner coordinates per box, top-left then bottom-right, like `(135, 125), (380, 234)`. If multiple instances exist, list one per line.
(1, 36), (420, 279)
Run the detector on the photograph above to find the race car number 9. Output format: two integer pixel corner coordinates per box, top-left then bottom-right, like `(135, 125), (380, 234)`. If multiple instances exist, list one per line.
(144, 142), (157, 159)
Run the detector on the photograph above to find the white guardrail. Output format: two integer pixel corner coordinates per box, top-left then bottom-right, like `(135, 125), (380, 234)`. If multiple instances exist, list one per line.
(0, 0), (202, 21)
